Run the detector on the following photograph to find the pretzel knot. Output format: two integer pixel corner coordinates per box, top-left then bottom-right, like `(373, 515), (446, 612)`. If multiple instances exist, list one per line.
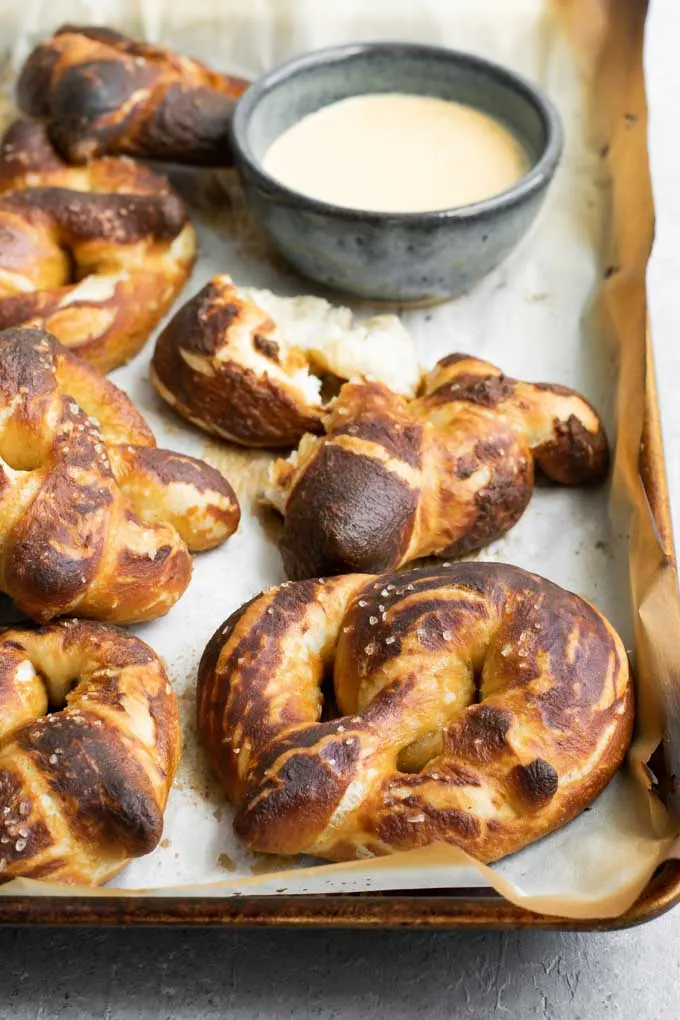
(198, 563), (632, 862)
(18, 24), (249, 165)
(0, 327), (239, 623)
(0, 619), (179, 885)
(267, 353), (609, 579)
(0, 118), (196, 372)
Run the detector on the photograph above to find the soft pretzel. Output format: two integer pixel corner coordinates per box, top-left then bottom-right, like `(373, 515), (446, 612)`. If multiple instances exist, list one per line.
(0, 326), (239, 623)
(18, 24), (249, 166)
(198, 562), (632, 862)
(0, 118), (196, 373)
(266, 354), (609, 579)
(0, 619), (179, 885)
(151, 274), (421, 447)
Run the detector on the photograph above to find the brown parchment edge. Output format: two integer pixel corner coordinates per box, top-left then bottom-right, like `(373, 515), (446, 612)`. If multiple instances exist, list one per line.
(2, 0), (680, 926)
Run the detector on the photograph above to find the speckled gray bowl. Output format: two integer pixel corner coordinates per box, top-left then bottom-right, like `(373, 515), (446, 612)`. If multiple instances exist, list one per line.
(231, 42), (563, 303)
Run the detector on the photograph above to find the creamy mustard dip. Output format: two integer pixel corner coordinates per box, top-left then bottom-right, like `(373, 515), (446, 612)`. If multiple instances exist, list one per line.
(262, 93), (528, 213)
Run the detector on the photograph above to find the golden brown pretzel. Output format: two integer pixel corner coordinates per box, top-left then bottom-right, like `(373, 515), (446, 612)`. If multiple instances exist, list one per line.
(198, 562), (632, 862)
(266, 354), (609, 579)
(0, 326), (240, 623)
(0, 619), (179, 885)
(0, 118), (196, 373)
(17, 24), (249, 165)
(151, 274), (420, 447)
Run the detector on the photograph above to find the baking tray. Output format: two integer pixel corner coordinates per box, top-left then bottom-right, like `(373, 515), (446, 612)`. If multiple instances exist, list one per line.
(1, 0), (678, 930)
(0, 343), (673, 932)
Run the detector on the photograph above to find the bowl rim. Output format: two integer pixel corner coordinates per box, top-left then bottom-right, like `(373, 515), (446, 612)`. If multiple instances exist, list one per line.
(231, 40), (564, 224)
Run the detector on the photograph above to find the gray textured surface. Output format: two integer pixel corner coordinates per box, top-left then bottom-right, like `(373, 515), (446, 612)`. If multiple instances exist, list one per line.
(1, 917), (679, 1018)
(1, 6), (680, 1020)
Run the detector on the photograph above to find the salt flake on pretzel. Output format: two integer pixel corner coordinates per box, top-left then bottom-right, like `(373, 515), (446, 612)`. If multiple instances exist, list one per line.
(197, 562), (632, 863)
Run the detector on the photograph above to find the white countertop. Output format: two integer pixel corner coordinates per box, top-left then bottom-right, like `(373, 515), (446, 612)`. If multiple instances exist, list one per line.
(2, 5), (680, 1019)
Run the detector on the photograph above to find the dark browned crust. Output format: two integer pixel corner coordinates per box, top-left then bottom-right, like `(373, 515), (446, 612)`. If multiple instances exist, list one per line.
(511, 759), (559, 808)
(280, 445), (418, 579)
(1, 187), (186, 243)
(0, 326), (239, 623)
(0, 119), (64, 190)
(441, 438), (534, 559)
(234, 726), (363, 855)
(198, 562), (633, 864)
(534, 414), (610, 484)
(124, 446), (237, 500)
(0, 118), (195, 374)
(197, 581), (320, 801)
(17, 25), (250, 165)
(0, 619), (180, 886)
(152, 279), (324, 447)
(18, 712), (163, 855)
(427, 373), (516, 408)
(273, 356), (610, 579)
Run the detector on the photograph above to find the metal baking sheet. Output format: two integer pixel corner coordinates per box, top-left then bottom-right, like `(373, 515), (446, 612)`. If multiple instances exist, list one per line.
(1, 0), (678, 927)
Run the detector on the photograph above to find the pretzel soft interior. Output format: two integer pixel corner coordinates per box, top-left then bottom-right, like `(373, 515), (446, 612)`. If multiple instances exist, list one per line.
(151, 274), (421, 448)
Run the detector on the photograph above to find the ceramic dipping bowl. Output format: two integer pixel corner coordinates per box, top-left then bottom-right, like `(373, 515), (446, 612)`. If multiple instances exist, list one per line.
(231, 42), (563, 304)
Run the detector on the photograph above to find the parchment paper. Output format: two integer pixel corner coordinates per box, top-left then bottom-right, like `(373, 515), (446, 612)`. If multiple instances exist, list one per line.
(1, 0), (678, 919)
